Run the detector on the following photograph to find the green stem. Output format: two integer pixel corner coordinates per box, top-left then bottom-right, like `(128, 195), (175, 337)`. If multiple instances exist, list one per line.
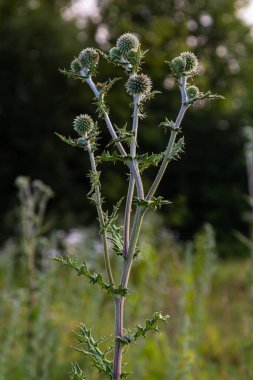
(123, 94), (141, 257)
(85, 76), (144, 199)
(86, 140), (114, 285)
(146, 76), (188, 200)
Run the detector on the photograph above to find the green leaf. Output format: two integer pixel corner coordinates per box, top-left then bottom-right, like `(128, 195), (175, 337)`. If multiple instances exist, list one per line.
(73, 324), (113, 379)
(69, 362), (87, 380)
(97, 151), (131, 165)
(59, 68), (86, 81)
(55, 132), (83, 148)
(52, 256), (128, 296)
(102, 198), (125, 257)
(169, 137), (185, 162)
(138, 152), (164, 172)
(93, 77), (122, 117)
(117, 312), (170, 346)
(134, 196), (172, 210)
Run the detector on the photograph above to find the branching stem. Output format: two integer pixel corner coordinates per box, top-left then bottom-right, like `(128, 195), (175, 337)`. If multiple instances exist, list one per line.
(147, 76), (188, 200)
(86, 139), (114, 285)
(85, 76), (144, 200)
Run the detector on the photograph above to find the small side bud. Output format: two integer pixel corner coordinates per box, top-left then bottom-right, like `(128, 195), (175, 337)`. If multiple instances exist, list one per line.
(170, 56), (186, 75)
(180, 51), (198, 74)
(116, 33), (140, 55)
(186, 85), (200, 99)
(73, 114), (94, 136)
(109, 47), (122, 61)
(79, 48), (99, 70)
(70, 58), (82, 74)
(126, 73), (152, 96)
(126, 49), (138, 65)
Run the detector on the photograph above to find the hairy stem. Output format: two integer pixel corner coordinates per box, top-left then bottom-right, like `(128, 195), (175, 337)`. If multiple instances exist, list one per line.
(123, 95), (141, 257)
(86, 140), (114, 284)
(85, 76), (144, 199)
(147, 76), (188, 200)
(122, 206), (145, 288)
(113, 296), (125, 380)
(123, 175), (135, 257)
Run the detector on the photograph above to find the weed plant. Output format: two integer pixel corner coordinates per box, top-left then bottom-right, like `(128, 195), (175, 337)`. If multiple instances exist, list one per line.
(55, 33), (222, 379)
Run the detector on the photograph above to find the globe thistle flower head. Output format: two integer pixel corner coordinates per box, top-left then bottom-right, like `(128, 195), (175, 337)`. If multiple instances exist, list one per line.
(186, 85), (200, 99)
(73, 114), (94, 136)
(180, 51), (198, 74)
(109, 47), (122, 61)
(116, 33), (140, 55)
(70, 58), (82, 74)
(170, 56), (186, 75)
(79, 48), (99, 69)
(126, 73), (152, 96)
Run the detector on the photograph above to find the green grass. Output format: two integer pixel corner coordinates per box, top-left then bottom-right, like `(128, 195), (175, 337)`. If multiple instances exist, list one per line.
(0, 222), (251, 380)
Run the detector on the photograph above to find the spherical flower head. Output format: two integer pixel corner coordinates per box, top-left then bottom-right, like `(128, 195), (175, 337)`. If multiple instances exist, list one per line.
(186, 85), (199, 99)
(73, 114), (94, 136)
(109, 47), (122, 61)
(180, 52), (198, 74)
(170, 56), (186, 75)
(126, 73), (152, 96)
(70, 58), (82, 74)
(116, 33), (140, 55)
(79, 48), (99, 69)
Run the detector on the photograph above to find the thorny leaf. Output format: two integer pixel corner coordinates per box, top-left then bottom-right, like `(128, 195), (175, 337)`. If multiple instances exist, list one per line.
(93, 77), (122, 117)
(69, 362), (87, 380)
(169, 137), (185, 162)
(73, 324), (113, 379)
(138, 152), (164, 172)
(97, 151), (131, 165)
(103, 198), (124, 257)
(53, 256), (128, 296)
(117, 312), (170, 346)
(134, 196), (172, 210)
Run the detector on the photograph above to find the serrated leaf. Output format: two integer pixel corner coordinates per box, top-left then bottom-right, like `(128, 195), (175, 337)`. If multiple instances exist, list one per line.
(73, 324), (113, 379)
(138, 152), (164, 172)
(117, 312), (170, 346)
(97, 151), (131, 165)
(69, 362), (87, 380)
(93, 77), (122, 117)
(134, 196), (172, 210)
(52, 256), (128, 296)
(168, 137), (185, 162)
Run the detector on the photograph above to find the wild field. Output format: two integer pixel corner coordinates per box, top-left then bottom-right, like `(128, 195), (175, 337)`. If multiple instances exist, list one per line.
(0, 215), (251, 380)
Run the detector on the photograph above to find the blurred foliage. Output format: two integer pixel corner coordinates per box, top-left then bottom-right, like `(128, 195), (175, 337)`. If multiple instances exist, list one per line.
(0, 212), (252, 379)
(1, 0), (253, 255)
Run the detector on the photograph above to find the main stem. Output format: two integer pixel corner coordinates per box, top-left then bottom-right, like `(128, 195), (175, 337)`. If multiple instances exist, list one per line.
(113, 296), (125, 380)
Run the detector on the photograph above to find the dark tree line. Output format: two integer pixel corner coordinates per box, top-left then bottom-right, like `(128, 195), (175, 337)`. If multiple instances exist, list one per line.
(1, 0), (253, 255)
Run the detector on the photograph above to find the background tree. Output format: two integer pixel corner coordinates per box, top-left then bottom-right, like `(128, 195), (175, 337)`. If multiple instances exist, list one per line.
(1, 0), (253, 255)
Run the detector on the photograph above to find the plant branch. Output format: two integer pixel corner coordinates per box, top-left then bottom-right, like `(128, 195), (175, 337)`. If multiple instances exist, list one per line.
(146, 76), (188, 200)
(85, 76), (144, 199)
(123, 94), (141, 257)
(86, 139), (114, 285)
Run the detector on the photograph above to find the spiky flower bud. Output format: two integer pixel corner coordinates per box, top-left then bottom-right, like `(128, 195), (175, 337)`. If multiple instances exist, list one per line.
(186, 85), (199, 99)
(109, 47), (122, 61)
(126, 49), (138, 65)
(70, 58), (82, 74)
(116, 33), (140, 55)
(180, 52), (198, 73)
(79, 48), (99, 69)
(73, 114), (94, 136)
(126, 73), (152, 96)
(170, 56), (186, 75)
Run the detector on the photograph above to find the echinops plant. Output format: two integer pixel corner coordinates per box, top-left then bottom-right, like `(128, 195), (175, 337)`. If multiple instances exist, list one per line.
(55, 32), (223, 380)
